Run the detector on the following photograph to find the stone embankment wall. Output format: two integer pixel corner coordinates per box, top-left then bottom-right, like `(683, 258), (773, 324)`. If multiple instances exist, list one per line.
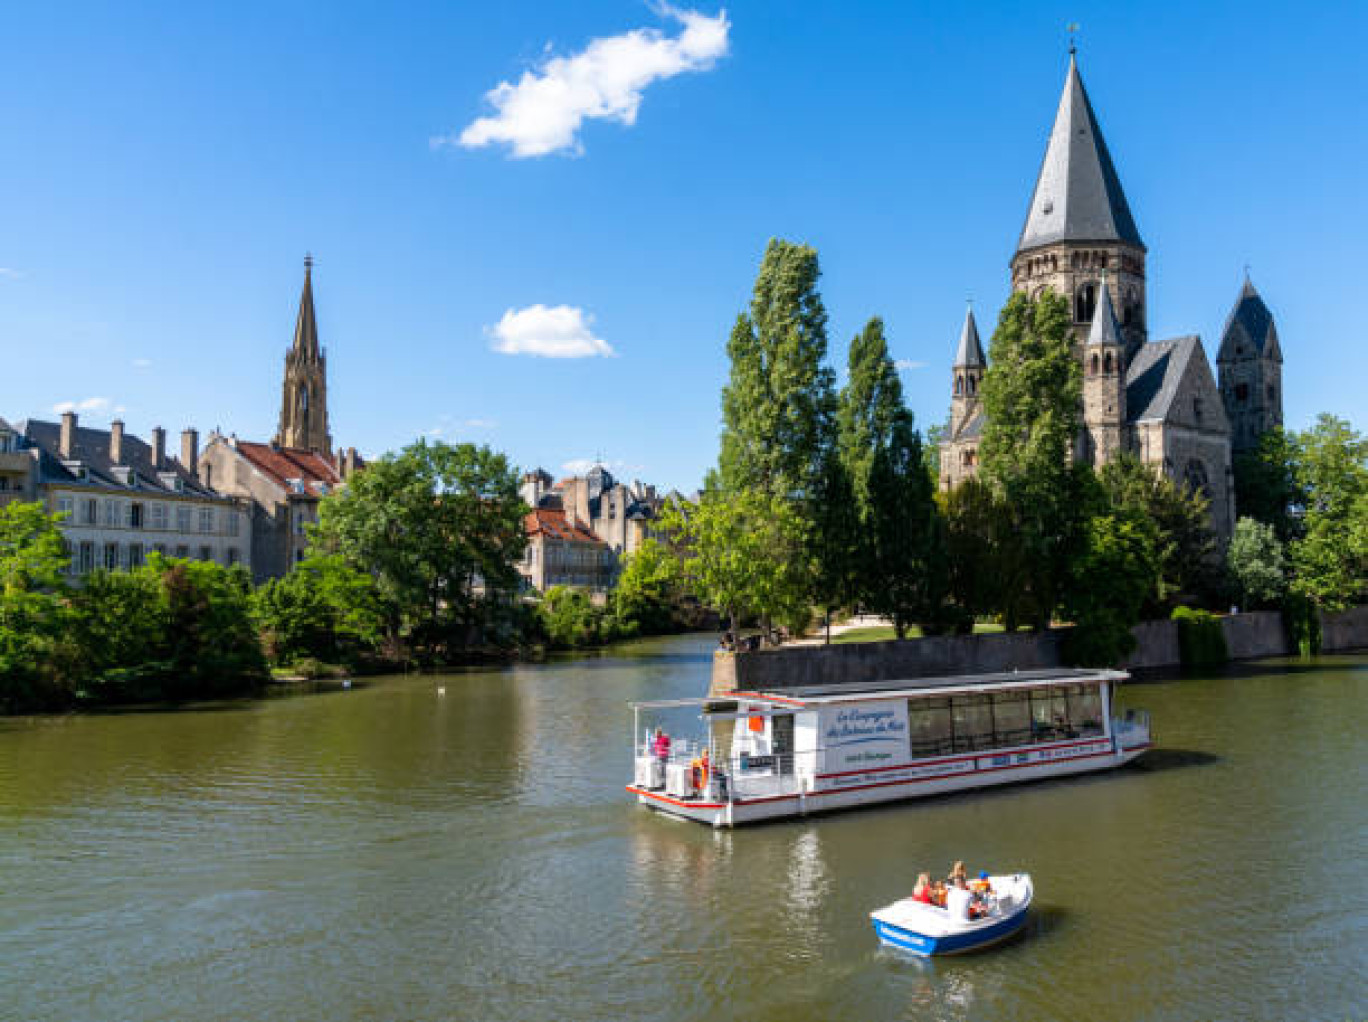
(711, 606), (1368, 695)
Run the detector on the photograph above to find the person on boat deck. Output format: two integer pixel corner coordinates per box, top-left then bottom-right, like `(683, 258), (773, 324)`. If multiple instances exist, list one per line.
(652, 728), (670, 763)
(948, 861), (968, 885)
(912, 873), (933, 904)
(945, 877), (974, 921)
(690, 749), (710, 794)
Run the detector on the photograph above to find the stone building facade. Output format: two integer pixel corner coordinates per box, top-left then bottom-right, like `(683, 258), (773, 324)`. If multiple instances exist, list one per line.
(519, 508), (616, 593)
(0, 417), (37, 507)
(13, 413), (250, 578)
(940, 50), (1285, 540)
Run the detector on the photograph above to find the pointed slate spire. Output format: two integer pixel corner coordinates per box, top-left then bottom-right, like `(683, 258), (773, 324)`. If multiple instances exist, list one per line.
(1017, 52), (1144, 254)
(1086, 278), (1124, 348)
(953, 307), (986, 368)
(292, 254), (320, 361)
(1218, 274), (1281, 363)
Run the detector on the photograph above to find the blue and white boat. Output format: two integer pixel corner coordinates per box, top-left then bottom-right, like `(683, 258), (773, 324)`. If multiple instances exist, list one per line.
(870, 873), (1033, 956)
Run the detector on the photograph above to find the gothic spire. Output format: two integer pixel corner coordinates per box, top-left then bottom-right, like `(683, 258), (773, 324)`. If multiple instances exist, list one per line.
(1016, 52), (1144, 255)
(1218, 275), (1281, 363)
(292, 254), (320, 361)
(953, 307), (986, 368)
(1086, 278), (1124, 348)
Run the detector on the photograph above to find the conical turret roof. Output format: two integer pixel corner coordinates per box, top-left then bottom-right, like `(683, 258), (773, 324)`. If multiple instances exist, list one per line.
(1217, 276), (1281, 363)
(953, 307), (986, 368)
(1086, 278), (1124, 348)
(1017, 53), (1144, 255)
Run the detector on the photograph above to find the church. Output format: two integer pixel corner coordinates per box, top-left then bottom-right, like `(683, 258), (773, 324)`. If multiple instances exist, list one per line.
(939, 50), (1285, 540)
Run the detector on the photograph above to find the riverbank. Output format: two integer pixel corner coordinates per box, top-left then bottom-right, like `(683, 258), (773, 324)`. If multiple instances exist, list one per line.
(713, 606), (1368, 693)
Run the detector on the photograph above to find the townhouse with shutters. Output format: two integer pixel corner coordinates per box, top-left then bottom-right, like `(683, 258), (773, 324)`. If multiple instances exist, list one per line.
(0, 413), (250, 578)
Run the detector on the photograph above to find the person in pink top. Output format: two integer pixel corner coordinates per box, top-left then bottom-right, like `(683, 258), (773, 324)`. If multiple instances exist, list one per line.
(652, 728), (670, 763)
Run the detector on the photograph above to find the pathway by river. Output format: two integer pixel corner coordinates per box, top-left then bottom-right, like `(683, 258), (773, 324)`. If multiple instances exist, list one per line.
(1, 635), (1363, 1021)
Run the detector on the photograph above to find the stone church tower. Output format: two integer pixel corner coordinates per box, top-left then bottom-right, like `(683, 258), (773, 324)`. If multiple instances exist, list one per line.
(1217, 276), (1284, 453)
(274, 256), (332, 456)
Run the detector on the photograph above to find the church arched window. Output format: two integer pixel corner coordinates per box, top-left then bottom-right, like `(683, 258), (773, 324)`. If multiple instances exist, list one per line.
(298, 384), (309, 414)
(1090, 354), (1099, 376)
(968, 375), (977, 395)
(1103, 352), (1114, 374)
(955, 375), (963, 396)
(1182, 459), (1210, 498)
(1075, 282), (1097, 323)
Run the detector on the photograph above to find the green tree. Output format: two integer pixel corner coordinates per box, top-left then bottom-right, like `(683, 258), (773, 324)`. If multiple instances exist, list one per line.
(312, 439), (527, 655)
(609, 539), (682, 637)
(1061, 511), (1161, 666)
(977, 289), (1085, 629)
(1289, 414), (1367, 611)
(1097, 455), (1218, 613)
(718, 239), (837, 506)
(1227, 517), (1287, 609)
(941, 478), (1015, 626)
(838, 316), (942, 636)
(0, 502), (70, 707)
(538, 586), (606, 649)
(662, 490), (809, 636)
(253, 554), (386, 666)
(1233, 427), (1304, 545)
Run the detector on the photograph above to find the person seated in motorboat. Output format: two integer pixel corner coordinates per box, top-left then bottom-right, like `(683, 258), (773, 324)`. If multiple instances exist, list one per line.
(948, 860), (968, 885)
(945, 877), (974, 921)
(930, 880), (948, 908)
(911, 873), (933, 904)
(970, 870), (993, 894)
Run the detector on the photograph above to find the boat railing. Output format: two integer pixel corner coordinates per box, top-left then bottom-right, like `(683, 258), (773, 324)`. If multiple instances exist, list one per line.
(1112, 708), (1152, 748)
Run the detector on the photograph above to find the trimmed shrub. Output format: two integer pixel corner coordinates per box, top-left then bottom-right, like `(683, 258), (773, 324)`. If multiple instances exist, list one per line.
(1171, 606), (1228, 668)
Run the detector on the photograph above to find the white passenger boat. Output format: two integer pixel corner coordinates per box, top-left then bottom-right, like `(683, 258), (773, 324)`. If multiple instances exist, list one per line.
(871, 873), (1033, 956)
(627, 668), (1151, 827)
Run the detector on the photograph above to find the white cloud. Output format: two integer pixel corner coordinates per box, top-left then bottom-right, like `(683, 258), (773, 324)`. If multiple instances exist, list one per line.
(447, 6), (730, 158)
(132, 358), (152, 369)
(488, 304), (614, 358)
(895, 359), (928, 371)
(52, 396), (111, 414)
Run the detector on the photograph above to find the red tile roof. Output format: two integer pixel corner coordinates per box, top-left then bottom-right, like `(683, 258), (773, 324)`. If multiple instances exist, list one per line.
(526, 508), (606, 546)
(237, 441), (342, 496)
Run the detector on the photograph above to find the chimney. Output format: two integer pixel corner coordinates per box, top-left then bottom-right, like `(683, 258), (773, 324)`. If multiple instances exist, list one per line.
(151, 426), (166, 469)
(110, 419), (125, 465)
(59, 411), (77, 459)
(344, 446), (358, 479)
(180, 427), (199, 475)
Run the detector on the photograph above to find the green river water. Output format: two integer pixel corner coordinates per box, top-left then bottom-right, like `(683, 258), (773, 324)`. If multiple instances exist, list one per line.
(1, 634), (1364, 1021)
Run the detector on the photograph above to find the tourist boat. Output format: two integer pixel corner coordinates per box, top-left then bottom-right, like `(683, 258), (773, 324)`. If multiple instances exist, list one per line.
(870, 873), (1034, 956)
(627, 668), (1151, 827)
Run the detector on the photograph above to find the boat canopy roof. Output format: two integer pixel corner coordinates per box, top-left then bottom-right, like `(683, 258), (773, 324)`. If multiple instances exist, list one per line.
(735, 668), (1128, 707)
(630, 668), (1127, 714)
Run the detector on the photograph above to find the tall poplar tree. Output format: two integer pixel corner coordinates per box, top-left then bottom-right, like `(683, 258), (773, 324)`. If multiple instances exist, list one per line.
(838, 317), (942, 636)
(977, 289), (1085, 629)
(719, 239), (837, 505)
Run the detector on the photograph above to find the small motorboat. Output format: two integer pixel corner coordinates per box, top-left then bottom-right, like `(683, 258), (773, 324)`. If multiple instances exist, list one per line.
(871, 873), (1033, 956)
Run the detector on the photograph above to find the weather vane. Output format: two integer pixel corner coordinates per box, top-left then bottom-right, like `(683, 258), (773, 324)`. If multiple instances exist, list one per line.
(1067, 22), (1080, 54)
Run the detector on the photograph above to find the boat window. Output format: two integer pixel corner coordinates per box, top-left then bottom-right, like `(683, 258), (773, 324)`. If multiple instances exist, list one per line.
(951, 694), (994, 752)
(1067, 685), (1104, 736)
(771, 714), (795, 774)
(990, 691), (1032, 748)
(907, 698), (953, 757)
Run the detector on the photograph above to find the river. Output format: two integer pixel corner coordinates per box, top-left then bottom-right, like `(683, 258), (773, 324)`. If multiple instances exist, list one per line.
(1, 634), (1363, 1021)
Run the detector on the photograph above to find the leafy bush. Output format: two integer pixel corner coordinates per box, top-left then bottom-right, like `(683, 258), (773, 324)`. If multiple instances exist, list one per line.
(1281, 591), (1322, 657)
(1171, 606), (1228, 668)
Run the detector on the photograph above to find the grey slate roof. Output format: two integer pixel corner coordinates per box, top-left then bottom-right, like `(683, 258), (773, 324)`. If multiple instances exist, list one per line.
(18, 419), (226, 499)
(953, 308), (986, 368)
(1017, 54), (1144, 254)
(1086, 279), (1124, 348)
(1216, 277), (1282, 363)
(1124, 335), (1201, 422)
(953, 408), (985, 441)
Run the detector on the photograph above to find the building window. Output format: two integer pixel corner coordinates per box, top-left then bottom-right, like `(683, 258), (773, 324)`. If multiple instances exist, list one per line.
(128, 543), (144, 569)
(1089, 354), (1099, 376)
(79, 541), (95, 575)
(103, 500), (120, 527)
(198, 508), (214, 534)
(198, 546), (212, 561)
(227, 511), (240, 536)
(1194, 397), (1204, 421)
(104, 543), (119, 571)
(177, 506), (192, 533)
(1183, 459), (1210, 498)
(226, 548), (239, 566)
(129, 503), (144, 529)
(1103, 352), (1114, 375)
(175, 545), (189, 559)
(149, 503), (168, 530)
(1075, 282), (1097, 324)
(1235, 383), (1249, 403)
(57, 496), (74, 517)
(84, 498), (98, 525)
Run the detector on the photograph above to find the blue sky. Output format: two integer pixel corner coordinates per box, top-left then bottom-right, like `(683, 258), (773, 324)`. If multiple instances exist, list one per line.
(2, 1), (1364, 491)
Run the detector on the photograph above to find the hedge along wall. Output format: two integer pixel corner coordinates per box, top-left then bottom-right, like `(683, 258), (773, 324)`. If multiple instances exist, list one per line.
(710, 608), (1368, 695)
